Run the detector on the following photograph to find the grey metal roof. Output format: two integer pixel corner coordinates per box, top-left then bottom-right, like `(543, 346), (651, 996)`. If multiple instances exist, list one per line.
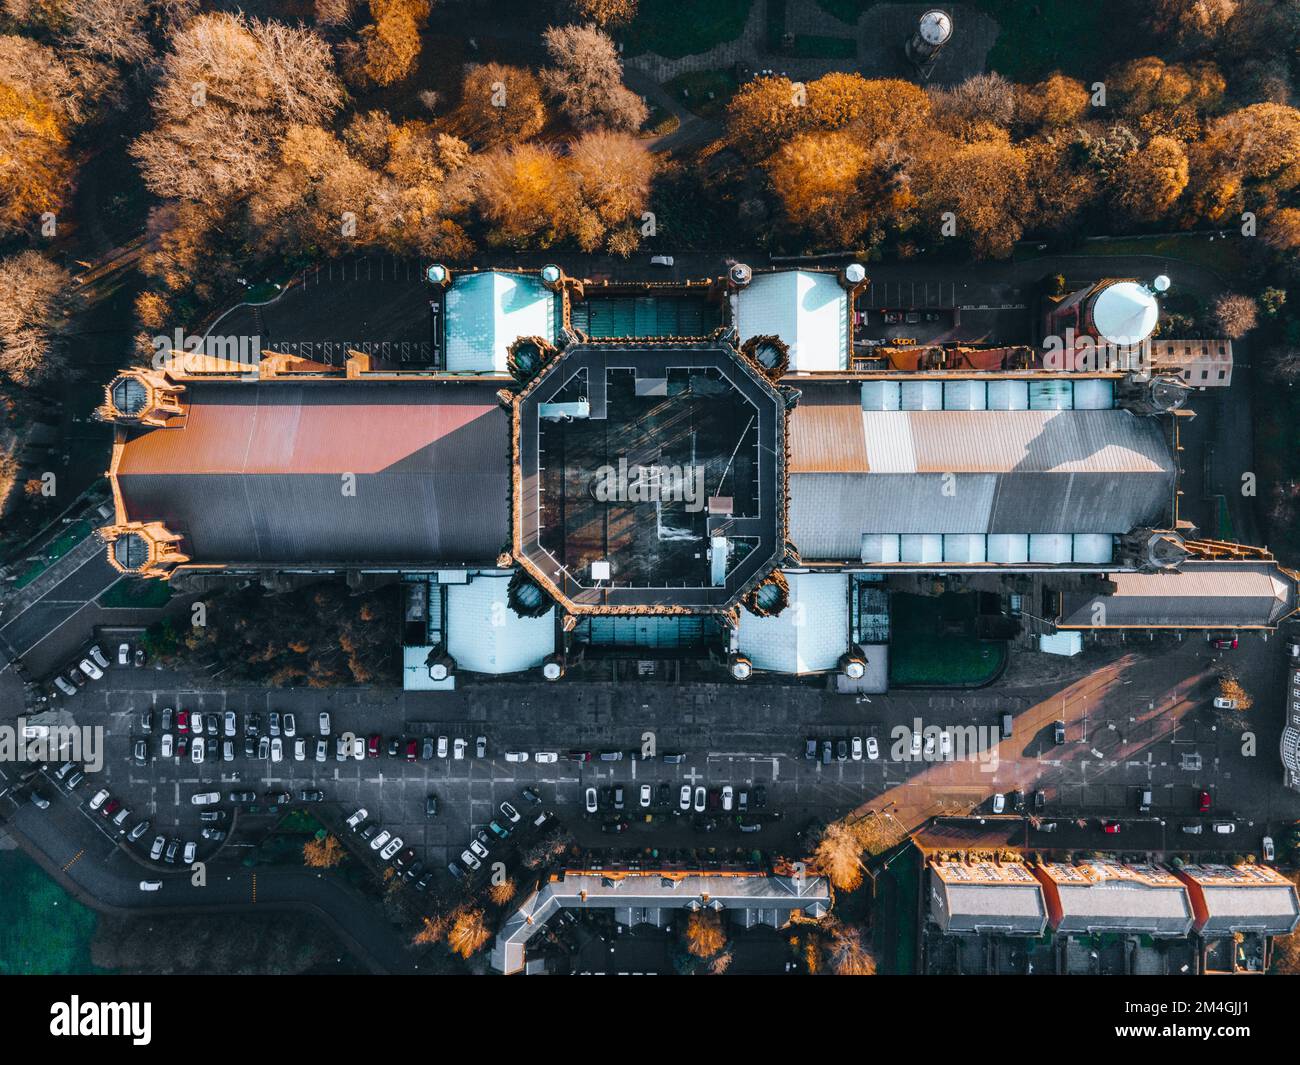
(1053, 881), (1192, 937)
(1059, 562), (1297, 629)
(930, 880), (1047, 936)
(1198, 886), (1300, 935)
(788, 404), (1175, 559)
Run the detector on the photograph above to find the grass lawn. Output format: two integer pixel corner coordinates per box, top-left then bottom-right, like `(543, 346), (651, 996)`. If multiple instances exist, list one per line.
(0, 850), (106, 974)
(1015, 233), (1247, 277)
(972, 0), (1144, 81)
(98, 578), (173, 609)
(624, 0), (753, 58)
(889, 591), (1007, 687)
(790, 34), (856, 59)
(13, 520), (92, 590)
(816, 0), (874, 23)
(664, 70), (739, 118)
(872, 843), (920, 975)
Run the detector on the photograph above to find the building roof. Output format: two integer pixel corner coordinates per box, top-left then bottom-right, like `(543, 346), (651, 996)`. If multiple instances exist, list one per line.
(1059, 561), (1297, 629)
(734, 270), (848, 372)
(114, 381), (509, 564)
(1092, 281), (1158, 347)
(788, 392), (1175, 558)
(490, 870), (830, 973)
(445, 573), (555, 675)
(736, 571), (849, 673)
(1037, 861), (1193, 936)
(1178, 863), (1300, 936)
(444, 271), (556, 373)
(929, 860), (1047, 936)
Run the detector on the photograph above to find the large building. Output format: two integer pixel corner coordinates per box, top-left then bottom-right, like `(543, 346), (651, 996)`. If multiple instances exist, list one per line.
(96, 265), (1299, 689)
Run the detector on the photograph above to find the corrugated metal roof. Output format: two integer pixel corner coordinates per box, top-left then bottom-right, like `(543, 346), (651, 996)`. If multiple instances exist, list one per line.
(787, 388), (867, 472)
(735, 271), (847, 371)
(445, 271), (556, 373)
(116, 381), (509, 563)
(1059, 562), (1296, 628)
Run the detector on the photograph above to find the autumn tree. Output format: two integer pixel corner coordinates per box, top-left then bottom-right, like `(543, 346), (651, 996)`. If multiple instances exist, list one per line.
(726, 74), (807, 159)
(684, 909), (726, 958)
(1018, 73), (1089, 128)
(446, 907), (491, 959)
(411, 913), (449, 946)
(315, 0), (359, 25)
(1187, 103), (1300, 222)
(541, 24), (646, 132)
(1217, 674), (1253, 710)
(475, 141), (570, 246)
(1108, 134), (1189, 222)
(303, 834), (345, 868)
(452, 63), (546, 147)
(930, 72), (1017, 136)
(488, 877), (516, 906)
(812, 818), (866, 891)
(766, 130), (871, 244)
(565, 129), (655, 251)
(131, 13), (345, 206)
(1213, 293), (1258, 338)
(0, 251), (76, 387)
(1263, 207), (1300, 252)
(1150, 0), (1237, 46)
(345, 0), (430, 87)
(565, 0), (636, 25)
(913, 134), (1028, 259)
(825, 919), (877, 975)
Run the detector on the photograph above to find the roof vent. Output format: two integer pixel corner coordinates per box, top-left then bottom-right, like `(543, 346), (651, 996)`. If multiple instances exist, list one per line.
(729, 263), (753, 288)
(843, 262), (866, 285)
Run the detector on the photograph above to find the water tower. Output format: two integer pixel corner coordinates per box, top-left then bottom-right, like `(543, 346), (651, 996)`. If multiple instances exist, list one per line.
(906, 10), (952, 71)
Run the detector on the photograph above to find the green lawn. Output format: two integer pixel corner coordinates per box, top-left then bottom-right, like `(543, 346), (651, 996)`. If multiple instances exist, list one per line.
(816, 0), (874, 23)
(790, 34), (856, 59)
(972, 0), (1141, 81)
(889, 592), (1007, 687)
(13, 520), (92, 590)
(664, 70), (739, 118)
(0, 851), (106, 974)
(873, 843), (920, 975)
(624, 0), (753, 58)
(98, 578), (173, 609)
(1014, 233), (1248, 277)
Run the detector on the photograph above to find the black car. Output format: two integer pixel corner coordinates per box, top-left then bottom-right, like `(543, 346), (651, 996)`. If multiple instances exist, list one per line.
(753, 785), (767, 808)
(821, 740), (832, 765)
(805, 738), (817, 760)
(394, 847), (417, 870)
(1034, 790), (1046, 810)
(245, 713), (261, 737)
(836, 739), (848, 762)
(164, 839), (180, 863)
(133, 739), (148, 765)
(205, 715), (217, 738)
(425, 794), (438, 817)
(656, 783), (671, 807)
(1053, 720), (1066, 745)
(421, 737), (435, 760)
(360, 824), (378, 842)
(446, 862), (465, 880)
(415, 871), (433, 892)
(266, 791), (292, 805)
(1012, 790), (1026, 812)
(228, 790), (256, 803)
(139, 709), (153, 735)
(297, 789), (324, 803)
(521, 787), (542, 805)
(600, 819), (629, 833)
(199, 810), (227, 823)
(243, 735), (256, 758)
(200, 827), (227, 842)
(387, 737), (401, 758)
(613, 785), (625, 810)
(404, 860), (425, 882)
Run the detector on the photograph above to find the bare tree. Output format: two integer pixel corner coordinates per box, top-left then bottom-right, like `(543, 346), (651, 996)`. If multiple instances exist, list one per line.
(0, 250), (77, 387)
(541, 24), (646, 132)
(1213, 292), (1258, 338)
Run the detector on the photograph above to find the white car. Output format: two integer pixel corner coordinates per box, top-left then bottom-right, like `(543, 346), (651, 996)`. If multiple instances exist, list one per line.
(992, 793), (1006, 814)
(149, 836), (165, 860)
(469, 838), (489, 859)
(1264, 836), (1275, 861)
(118, 644), (130, 666)
(650, 254), (674, 267)
(294, 737), (306, 761)
(315, 738), (327, 762)
(1213, 697), (1238, 710)
(370, 830), (391, 851)
(453, 738), (466, 760)
(639, 784), (652, 808)
(1212, 822), (1236, 834)
(534, 752), (558, 764)
(585, 787), (598, 814)
(910, 732), (922, 759)
(693, 786), (706, 813)
(851, 737), (863, 761)
(504, 751), (529, 763)
(923, 733), (936, 759)
(182, 841), (197, 864)
(318, 712), (331, 736)
(461, 850), (481, 871)
(88, 645), (110, 670)
(679, 785), (692, 811)
(160, 734), (173, 758)
(89, 788), (110, 811)
(78, 658), (103, 681)
(223, 711), (236, 737)
(437, 736), (449, 758)
(347, 808), (368, 828)
(283, 713), (296, 737)
(190, 792), (219, 806)
(865, 737), (879, 760)
(721, 785), (733, 812)
(380, 836), (403, 861)
(139, 880), (162, 892)
(190, 737), (205, 763)
(939, 730), (953, 760)
(351, 737), (364, 760)
(500, 801), (520, 823)
(192, 712), (205, 735)
(53, 675), (78, 697)
(270, 737), (283, 763)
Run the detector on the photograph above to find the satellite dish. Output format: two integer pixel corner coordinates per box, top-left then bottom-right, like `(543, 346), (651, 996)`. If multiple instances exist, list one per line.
(1152, 275), (1171, 293)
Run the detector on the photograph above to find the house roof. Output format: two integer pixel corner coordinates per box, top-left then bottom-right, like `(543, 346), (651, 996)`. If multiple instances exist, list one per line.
(929, 861), (1047, 936)
(445, 574), (555, 675)
(734, 270), (848, 372)
(1179, 864), (1300, 935)
(1039, 861), (1193, 936)
(1059, 561), (1297, 629)
(114, 381), (509, 564)
(736, 572), (849, 673)
(788, 401), (1174, 559)
(444, 271), (556, 373)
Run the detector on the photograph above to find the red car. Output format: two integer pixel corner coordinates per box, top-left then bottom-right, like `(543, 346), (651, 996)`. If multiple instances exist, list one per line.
(176, 710), (190, 733)
(367, 734), (380, 758)
(1102, 820), (1122, 834)
(404, 739), (418, 762)
(176, 735), (188, 758)
(101, 798), (120, 819)
(1198, 790), (1212, 812)
(1210, 634), (1238, 650)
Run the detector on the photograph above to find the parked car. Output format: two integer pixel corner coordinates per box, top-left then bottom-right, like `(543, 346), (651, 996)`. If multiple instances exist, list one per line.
(199, 810), (227, 823)
(182, 841), (196, 864)
(453, 738), (466, 760)
(111, 806), (131, 831)
(679, 785), (692, 811)
(138, 708), (154, 735)
(139, 880), (162, 892)
(421, 737), (434, 760)
(67, 667), (87, 689)
(30, 790), (50, 810)
(721, 785), (734, 812)
(613, 785), (624, 811)
(266, 791), (291, 805)
(223, 711), (236, 737)
(190, 737), (205, 764)
(693, 786), (706, 813)
(387, 737), (400, 758)
(1139, 786), (1152, 813)
(1210, 634), (1239, 650)
(88, 645), (109, 670)
(298, 789), (324, 803)
(469, 839), (489, 860)
(805, 738), (817, 760)
(335, 736), (349, 761)
(585, 787), (598, 814)
(425, 794), (438, 817)
(1264, 836), (1275, 861)
(164, 839), (179, 864)
(270, 737), (283, 763)
(293, 737), (305, 761)
(118, 643), (131, 666)
(1054, 720), (1066, 745)
(460, 851), (481, 871)
(471, 734), (486, 759)
(992, 793), (1006, 813)
(129, 819), (151, 842)
(1198, 790), (1212, 812)
(318, 712), (330, 735)
(650, 254), (674, 267)
(315, 738), (327, 762)
(504, 751), (529, 763)
(1181, 823), (1204, 835)
(865, 737), (879, 760)
(282, 713), (295, 737)
(176, 735), (188, 759)
(639, 784), (652, 808)
(534, 751), (558, 764)
(191, 712), (204, 736)
(346, 808), (368, 829)
(176, 710), (189, 733)
(823, 739), (833, 765)
(78, 659), (103, 681)
(205, 715), (217, 738)
(133, 739), (148, 765)
(405, 739), (418, 762)
(1102, 821), (1122, 834)
(851, 736), (863, 761)
(522, 787), (541, 805)
(447, 862), (465, 880)
(228, 791), (256, 804)
(1213, 696), (1238, 710)
(1212, 822), (1236, 834)
(53, 675), (78, 697)
(256, 736), (269, 760)
(200, 828), (226, 842)
(500, 801), (520, 823)
(190, 791), (219, 806)
(243, 735), (256, 759)
(352, 736), (365, 760)
(150, 836), (165, 861)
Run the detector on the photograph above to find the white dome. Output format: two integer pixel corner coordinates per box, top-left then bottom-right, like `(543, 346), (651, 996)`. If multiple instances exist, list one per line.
(919, 11), (952, 46)
(1091, 281), (1158, 346)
